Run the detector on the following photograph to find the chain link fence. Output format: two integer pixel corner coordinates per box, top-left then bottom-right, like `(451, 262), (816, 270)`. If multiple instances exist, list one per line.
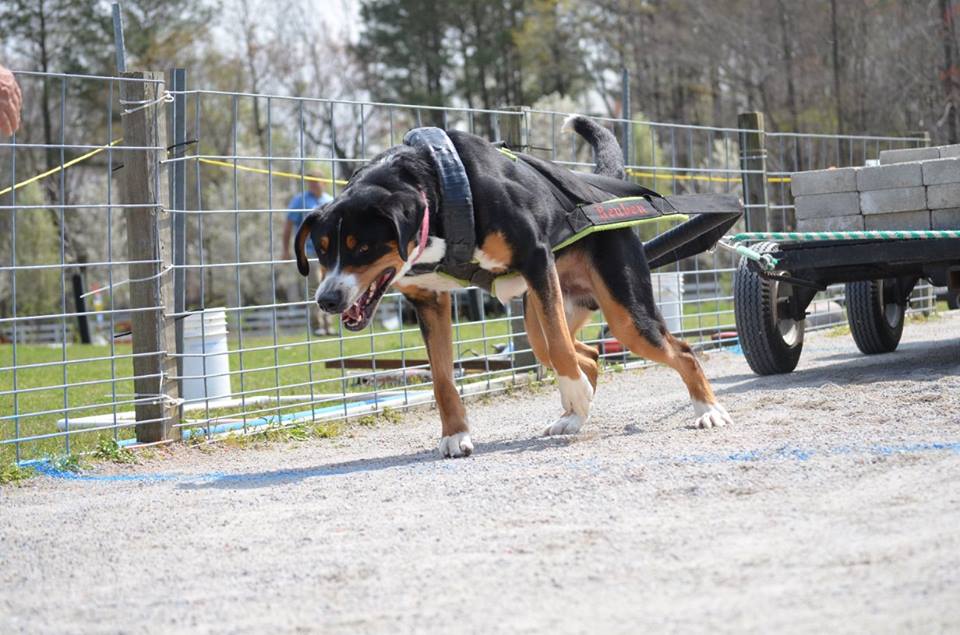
(0, 69), (930, 466)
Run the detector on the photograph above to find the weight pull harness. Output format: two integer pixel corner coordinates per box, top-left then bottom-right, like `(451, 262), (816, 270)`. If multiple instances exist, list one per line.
(401, 126), (686, 293)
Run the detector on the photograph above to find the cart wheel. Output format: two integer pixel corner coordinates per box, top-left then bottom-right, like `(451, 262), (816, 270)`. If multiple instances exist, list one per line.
(845, 279), (904, 354)
(948, 289), (960, 310)
(733, 241), (804, 375)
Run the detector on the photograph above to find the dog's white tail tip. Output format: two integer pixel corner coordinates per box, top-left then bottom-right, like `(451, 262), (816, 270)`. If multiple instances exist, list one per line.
(561, 114), (581, 134)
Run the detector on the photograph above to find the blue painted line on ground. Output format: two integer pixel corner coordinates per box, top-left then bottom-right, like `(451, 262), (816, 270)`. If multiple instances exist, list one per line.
(180, 393), (409, 440)
(20, 439), (960, 485)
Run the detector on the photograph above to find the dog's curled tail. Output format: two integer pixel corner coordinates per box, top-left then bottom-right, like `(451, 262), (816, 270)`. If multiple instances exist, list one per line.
(561, 114), (626, 180)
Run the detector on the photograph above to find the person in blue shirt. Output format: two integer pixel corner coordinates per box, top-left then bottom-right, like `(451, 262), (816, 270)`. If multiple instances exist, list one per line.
(283, 172), (334, 334)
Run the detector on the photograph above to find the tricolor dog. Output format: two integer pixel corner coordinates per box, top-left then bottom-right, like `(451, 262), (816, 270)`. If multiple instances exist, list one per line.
(294, 116), (732, 458)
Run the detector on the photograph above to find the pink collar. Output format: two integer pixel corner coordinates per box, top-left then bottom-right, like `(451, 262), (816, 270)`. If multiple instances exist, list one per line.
(409, 190), (431, 265)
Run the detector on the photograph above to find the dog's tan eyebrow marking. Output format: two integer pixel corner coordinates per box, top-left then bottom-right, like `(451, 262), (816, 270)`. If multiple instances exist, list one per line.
(345, 234), (358, 250)
(319, 235), (330, 252)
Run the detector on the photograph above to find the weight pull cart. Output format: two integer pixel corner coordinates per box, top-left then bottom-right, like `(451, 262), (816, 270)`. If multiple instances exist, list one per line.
(730, 230), (960, 375)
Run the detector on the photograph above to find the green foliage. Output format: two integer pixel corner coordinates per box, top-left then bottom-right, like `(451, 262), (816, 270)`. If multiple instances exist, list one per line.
(0, 462), (35, 485)
(93, 437), (138, 464)
(52, 453), (85, 473)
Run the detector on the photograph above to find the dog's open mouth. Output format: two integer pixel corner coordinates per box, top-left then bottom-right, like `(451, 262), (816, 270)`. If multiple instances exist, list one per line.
(341, 268), (396, 331)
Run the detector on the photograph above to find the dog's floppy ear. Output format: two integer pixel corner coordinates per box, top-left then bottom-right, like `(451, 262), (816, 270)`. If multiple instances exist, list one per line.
(294, 211), (321, 276)
(375, 192), (422, 261)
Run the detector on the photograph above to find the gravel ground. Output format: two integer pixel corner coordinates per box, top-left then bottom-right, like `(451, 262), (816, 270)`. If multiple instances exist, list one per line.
(2, 313), (959, 634)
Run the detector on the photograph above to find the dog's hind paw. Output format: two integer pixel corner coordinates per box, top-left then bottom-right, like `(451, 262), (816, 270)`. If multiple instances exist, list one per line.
(438, 432), (474, 458)
(694, 401), (733, 429)
(543, 412), (586, 436)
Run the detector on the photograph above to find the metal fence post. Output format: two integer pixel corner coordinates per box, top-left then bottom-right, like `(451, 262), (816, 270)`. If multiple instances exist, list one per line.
(737, 111), (769, 232)
(167, 68), (187, 400)
(119, 70), (180, 443)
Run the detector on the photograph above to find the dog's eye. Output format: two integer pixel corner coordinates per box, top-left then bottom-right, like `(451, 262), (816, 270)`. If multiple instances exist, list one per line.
(357, 244), (369, 254)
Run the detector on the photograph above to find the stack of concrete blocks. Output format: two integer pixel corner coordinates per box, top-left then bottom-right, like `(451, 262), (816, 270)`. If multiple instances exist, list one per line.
(791, 144), (960, 232)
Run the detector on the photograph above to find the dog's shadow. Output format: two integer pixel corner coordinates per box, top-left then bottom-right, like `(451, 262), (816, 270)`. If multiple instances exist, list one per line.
(180, 335), (958, 491)
(177, 433), (579, 491)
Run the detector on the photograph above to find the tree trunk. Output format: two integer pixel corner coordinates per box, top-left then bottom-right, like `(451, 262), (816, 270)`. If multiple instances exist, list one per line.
(830, 0), (845, 134)
(941, 0), (959, 143)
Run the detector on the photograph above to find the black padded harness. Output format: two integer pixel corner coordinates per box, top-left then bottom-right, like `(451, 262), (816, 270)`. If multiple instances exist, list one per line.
(401, 127), (685, 293)
(402, 127), (480, 283)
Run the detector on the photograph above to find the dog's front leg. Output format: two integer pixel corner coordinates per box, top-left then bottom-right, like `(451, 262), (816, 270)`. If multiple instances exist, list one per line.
(408, 289), (473, 458)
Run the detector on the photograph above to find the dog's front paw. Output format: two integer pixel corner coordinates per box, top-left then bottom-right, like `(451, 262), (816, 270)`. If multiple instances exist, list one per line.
(558, 371), (594, 418)
(694, 401), (733, 429)
(438, 432), (474, 458)
(543, 412), (586, 436)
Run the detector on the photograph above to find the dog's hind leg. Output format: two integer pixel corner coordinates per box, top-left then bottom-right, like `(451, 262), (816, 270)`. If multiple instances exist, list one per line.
(520, 251), (596, 436)
(587, 232), (732, 429)
(406, 289), (474, 457)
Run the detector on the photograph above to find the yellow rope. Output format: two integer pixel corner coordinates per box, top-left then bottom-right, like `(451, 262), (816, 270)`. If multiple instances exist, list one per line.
(0, 139), (123, 197)
(1, 141), (790, 201)
(198, 158), (348, 186)
(626, 168), (791, 184)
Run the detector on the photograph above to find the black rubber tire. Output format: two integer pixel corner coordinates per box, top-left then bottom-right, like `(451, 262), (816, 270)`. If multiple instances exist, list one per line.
(948, 289), (960, 310)
(733, 242), (804, 375)
(845, 280), (905, 354)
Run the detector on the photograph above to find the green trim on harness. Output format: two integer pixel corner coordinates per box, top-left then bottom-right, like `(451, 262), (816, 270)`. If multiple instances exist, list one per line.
(731, 230), (960, 243)
(496, 147), (519, 161)
(551, 213), (689, 251)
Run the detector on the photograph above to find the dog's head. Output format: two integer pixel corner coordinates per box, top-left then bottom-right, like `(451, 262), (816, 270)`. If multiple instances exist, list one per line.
(294, 182), (426, 331)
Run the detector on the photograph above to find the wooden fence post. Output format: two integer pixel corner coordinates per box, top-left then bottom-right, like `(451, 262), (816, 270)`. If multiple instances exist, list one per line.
(737, 112), (770, 232)
(119, 71), (180, 443)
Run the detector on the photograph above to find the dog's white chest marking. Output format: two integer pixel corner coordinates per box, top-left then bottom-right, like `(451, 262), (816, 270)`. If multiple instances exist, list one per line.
(417, 237), (447, 264)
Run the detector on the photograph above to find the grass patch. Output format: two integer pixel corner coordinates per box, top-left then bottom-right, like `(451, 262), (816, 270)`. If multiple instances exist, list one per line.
(827, 324), (851, 337)
(93, 437), (138, 464)
(0, 462), (35, 485)
(1, 318), (512, 464)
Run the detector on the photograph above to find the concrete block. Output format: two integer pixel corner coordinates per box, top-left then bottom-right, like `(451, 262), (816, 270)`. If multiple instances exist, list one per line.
(857, 162), (922, 191)
(937, 144), (960, 158)
(922, 157), (960, 185)
(790, 167), (857, 197)
(879, 147), (940, 164)
(859, 187), (926, 214)
(863, 210), (931, 231)
(927, 183), (960, 209)
(794, 192), (861, 219)
(932, 207), (960, 229)
(797, 214), (864, 232)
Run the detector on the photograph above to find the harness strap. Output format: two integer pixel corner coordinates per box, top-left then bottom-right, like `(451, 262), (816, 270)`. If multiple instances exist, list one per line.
(403, 127), (476, 271)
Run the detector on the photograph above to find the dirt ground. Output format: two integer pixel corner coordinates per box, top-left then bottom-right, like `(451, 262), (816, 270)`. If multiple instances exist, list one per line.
(2, 313), (959, 634)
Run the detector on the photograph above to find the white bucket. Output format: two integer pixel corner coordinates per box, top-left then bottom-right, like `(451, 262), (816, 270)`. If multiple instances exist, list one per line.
(181, 308), (232, 403)
(651, 272), (684, 333)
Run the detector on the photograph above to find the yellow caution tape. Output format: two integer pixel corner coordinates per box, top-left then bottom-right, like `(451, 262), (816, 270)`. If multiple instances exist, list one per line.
(198, 158), (348, 186)
(0, 139), (123, 198)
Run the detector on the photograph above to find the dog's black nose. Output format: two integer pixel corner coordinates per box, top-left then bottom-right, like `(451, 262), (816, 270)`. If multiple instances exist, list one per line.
(316, 290), (343, 313)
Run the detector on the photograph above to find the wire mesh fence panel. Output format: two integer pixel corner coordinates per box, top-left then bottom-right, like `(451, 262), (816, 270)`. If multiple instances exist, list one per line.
(0, 71), (170, 464)
(0, 69), (940, 464)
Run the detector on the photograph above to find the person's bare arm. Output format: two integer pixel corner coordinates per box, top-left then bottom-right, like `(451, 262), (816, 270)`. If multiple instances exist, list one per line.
(0, 65), (22, 136)
(282, 218), (294, 261)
